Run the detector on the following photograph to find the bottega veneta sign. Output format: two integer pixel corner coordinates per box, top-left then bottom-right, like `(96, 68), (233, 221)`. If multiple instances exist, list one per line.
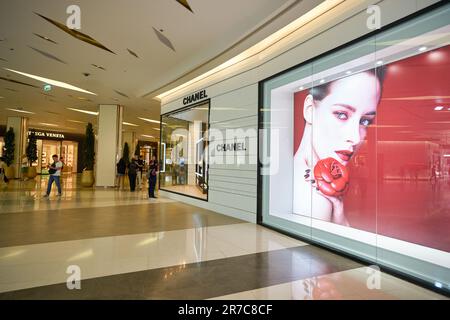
(183, 90), (208, 105)
(28, 130), (65, 139)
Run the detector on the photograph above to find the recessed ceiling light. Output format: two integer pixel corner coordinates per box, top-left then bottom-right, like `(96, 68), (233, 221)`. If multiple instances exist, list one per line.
(153, 127), (160, 131)
(141, 134), (155, 138)
(419, 46), (427, 52)
(299, 86), (304, 90)
(3, 68), (97, 95)
(5, 108), (35, 114)
(320, 79), (325, 84)
(346, 71), (352, 75)
(67, 107), (98, 115)
(92, 64), (106, 71)
(434, 106), (444, 111)
(67, 119), (85, 124)
(376, 60), (384, 65)
(123, 122), (139, 127)
(39, 122), (58, 127)
(138, 117), (166, 125)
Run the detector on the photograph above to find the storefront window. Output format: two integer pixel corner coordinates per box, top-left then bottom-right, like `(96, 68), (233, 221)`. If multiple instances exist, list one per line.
(160, 102), (209, 200)
(260, 4), (450, 292)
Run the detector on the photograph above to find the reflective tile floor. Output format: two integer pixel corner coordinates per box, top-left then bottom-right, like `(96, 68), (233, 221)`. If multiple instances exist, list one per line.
(0, 175), (447, 299)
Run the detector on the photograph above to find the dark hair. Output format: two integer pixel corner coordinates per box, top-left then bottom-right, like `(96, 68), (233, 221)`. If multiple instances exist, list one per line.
(310, 66), (387, 102)
(52, 154), (58, 158)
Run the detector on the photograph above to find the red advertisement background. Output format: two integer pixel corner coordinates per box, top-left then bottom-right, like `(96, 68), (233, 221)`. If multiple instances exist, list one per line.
(294, 45), (450, 252)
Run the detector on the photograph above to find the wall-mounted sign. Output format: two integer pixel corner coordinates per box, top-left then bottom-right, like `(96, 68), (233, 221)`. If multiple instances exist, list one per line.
(183, 89), (208, 106)
(216, 142), (247, 152)
(28, 130), (65, 139)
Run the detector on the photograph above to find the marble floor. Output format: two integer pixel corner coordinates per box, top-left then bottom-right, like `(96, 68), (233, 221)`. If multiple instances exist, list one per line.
(0, 174), (447, 300)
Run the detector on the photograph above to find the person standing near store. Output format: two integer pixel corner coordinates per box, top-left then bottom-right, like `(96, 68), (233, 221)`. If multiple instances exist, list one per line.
(128, 156), (138, 192)
(136, 155), (145, 190)
(116, 157), (126, 190)
(148, 156), (158, 198)
(0, 156), (8, 186)
(44, 154), (63, 197)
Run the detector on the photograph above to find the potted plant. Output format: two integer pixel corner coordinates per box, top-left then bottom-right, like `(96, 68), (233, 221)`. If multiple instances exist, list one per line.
(4, 127), (15, 179)
(25, 132), (38, 178)
(134, 143), (140, 158)
(123, 142), (130, 165)
(81, 122), (95, 187)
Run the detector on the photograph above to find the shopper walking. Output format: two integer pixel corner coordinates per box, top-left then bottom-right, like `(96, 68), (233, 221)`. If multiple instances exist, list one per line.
(148, 156), (158, 198)
(128, 156), (138, 192)
(44, 154), (63, 197)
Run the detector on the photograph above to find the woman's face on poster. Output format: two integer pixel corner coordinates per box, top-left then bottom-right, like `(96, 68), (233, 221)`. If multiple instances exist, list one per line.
(307, 72), (381, 166)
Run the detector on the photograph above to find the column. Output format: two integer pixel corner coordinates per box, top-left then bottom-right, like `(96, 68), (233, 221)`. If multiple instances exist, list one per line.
(6, 117), (28, 178)
(95, 105), (123, 187)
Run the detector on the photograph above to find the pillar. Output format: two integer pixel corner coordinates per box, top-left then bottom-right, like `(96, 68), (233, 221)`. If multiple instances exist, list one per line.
(95, 105), (123, 187)
(6, 117), (28, 178)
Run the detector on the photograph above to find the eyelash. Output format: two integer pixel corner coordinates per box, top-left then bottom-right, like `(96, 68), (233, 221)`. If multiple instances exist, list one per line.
(334, 112), (373, 126)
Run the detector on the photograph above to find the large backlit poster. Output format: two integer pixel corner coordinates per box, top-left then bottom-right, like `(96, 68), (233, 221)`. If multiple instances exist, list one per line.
(293, 45), (450, 252)
(260, 4), (450, 291)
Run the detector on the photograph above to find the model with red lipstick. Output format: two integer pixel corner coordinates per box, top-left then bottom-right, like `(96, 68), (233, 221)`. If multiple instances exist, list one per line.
(293, 68), (385, 226)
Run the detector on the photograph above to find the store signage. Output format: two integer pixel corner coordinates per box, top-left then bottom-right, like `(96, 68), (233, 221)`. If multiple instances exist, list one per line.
(183, 90), (208, 105)
(28, 130), (65, 139)
(216, 142), (247, 152)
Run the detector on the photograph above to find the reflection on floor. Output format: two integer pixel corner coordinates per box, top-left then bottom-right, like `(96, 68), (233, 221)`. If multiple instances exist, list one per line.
(0, 174), (447, 299)
(161, 184), (207, 200)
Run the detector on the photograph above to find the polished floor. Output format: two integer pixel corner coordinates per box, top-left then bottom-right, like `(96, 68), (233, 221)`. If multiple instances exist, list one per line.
(0, 175), (447, 300)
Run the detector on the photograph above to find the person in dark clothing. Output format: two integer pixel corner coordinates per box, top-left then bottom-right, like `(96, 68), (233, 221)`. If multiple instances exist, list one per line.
(148, 156), (158, 198)
(128, 156), (138, 192)
(116, 157), (126, 190)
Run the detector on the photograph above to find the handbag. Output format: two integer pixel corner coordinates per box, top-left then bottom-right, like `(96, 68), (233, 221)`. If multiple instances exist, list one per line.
(48, 162), (57, 174)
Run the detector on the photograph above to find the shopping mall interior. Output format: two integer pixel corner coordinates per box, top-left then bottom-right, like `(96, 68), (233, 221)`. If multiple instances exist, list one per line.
(0, 0), (449, 302)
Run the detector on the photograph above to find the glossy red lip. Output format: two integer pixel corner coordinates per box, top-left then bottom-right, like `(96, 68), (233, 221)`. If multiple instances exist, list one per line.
(335, 150), (353, 162)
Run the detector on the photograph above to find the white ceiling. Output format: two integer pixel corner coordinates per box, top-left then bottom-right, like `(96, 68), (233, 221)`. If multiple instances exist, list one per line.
(0, 0), (316, 139)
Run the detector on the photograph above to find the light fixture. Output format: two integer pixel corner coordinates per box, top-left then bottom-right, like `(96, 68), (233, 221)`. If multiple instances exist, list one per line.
(443, 155), (450, 158)
(320, 79), (325, 84)
(141, 134), (155, 138)
(154, 0), (344, 100)
(138, 117), (166, 125)
(67, 119), (86, 124)
(67, 107), (99, 115)
(419, 46), (427, 52)
(3, 67), (97, 95)
(153, 127), (160, 131)
(346, 71), (352, 75)
(5, 108), (35, 114)
(434, 106), (444, 111)
(376, 60), (384, 66)
(39, 122), (58, 127)
(299, 86), (304, 90)
(123, 122), (139, 127)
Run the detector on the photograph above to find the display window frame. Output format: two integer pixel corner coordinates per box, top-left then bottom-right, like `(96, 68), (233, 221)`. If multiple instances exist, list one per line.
(257, 1), (450, 296)
(159, 99), (211, 202)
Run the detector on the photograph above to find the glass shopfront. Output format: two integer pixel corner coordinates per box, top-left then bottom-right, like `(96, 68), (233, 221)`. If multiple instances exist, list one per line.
(160, 101), (210, 200)
(28, 130), (80, 174)
(259, 4), (450, 293)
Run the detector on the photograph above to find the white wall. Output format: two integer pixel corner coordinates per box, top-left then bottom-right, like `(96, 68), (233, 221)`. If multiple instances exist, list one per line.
(160, 0), (441, 221)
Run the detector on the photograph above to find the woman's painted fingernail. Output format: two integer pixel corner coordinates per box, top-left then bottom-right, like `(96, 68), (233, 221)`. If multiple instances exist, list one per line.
(304, 174), (309, 178)
(306, 169), (311, 173)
